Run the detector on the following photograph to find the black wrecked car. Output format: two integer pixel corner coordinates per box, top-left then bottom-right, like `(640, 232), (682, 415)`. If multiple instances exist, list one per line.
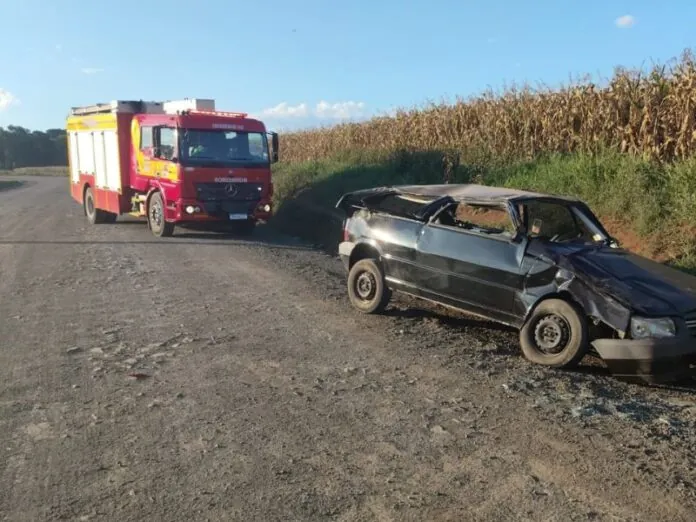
(336, 183), (696, 384)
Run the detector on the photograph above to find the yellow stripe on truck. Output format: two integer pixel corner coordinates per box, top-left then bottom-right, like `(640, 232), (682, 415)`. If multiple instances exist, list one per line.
(67, 113), (118, 131)
(131, 119), (179, 182)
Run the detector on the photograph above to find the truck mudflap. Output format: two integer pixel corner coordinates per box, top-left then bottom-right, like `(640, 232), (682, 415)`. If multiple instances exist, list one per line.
(592, 336), (696, 384)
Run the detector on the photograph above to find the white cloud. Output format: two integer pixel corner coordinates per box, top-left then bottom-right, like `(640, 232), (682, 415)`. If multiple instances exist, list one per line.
(615, 15), (636, 28)
(258, 100), (366, 121)
(81, 67), (104, 75)
(0, 89), (17, 111)
(315, 100), (365, 119)
(260, 102), (309, 119)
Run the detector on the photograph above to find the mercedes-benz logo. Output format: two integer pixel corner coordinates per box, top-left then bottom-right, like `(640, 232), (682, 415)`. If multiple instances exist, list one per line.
(225, 183), (238, 197)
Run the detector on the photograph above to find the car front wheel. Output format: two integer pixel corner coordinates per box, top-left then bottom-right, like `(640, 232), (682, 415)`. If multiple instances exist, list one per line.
(519, 298), (588, 368)
(347, 258), (391, 314)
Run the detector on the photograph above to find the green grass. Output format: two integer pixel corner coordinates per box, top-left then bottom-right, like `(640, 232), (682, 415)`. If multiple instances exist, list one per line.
(0, 166), (68, 176)
(271, 149), (696, 273)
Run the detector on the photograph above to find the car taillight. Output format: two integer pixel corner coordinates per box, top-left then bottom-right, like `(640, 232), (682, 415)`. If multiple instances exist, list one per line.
(343, 220), (350, 241)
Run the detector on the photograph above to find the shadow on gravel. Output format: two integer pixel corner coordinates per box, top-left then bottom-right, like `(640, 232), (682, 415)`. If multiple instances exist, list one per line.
(0, 237), (318, 251)
(383, 305), (516, 334)
(643, 379), (696, 394)
(0, 180), (25, 192)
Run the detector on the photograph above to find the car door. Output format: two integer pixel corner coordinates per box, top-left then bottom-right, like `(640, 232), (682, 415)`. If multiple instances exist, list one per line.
(355, 193), (448, 288)
(414, 201), (528, 323)
(366, 212), (425, 285)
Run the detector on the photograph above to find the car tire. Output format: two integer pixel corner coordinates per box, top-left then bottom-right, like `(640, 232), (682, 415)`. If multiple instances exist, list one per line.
(519, 298), (588, 368)
(347, 258), (391, 314)
(148, 192), (174, 238)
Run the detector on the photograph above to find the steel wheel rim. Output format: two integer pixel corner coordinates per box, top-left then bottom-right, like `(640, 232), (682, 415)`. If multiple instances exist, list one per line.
(533, 314), (570, 354)
(150, 202), (162, 229)
(355, 271), (377, 301)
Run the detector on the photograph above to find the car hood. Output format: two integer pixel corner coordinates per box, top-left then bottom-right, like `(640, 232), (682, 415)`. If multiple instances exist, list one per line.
(550, 244), (696, 317)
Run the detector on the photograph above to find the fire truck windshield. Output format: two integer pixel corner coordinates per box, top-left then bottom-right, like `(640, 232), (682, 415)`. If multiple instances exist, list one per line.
(179, 129), (269, 167)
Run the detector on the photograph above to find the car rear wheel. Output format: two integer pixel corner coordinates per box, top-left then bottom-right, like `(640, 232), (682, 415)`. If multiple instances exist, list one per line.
(519, 298), (588, 368)
(148, 192), (174, 238)
(347, 258), (391, 314)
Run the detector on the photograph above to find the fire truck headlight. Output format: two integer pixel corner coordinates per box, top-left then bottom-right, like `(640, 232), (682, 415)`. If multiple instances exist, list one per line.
(185, 205), (195, 214)
(263, 204), (271, 212)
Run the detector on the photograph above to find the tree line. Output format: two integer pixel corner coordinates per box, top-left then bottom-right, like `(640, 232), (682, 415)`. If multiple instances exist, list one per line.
(0, 126), (67, 170)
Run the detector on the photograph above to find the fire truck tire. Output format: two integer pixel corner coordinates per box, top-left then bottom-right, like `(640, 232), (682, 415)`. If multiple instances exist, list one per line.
(148, 192), (174, 238)
(83, 186), (112, 225)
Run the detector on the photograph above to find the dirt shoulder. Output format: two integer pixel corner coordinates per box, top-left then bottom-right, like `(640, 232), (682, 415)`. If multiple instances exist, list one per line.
(1, 178), (695, 521)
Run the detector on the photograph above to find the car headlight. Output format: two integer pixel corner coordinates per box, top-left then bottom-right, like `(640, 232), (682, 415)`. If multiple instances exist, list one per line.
(630, 316), (676, 339)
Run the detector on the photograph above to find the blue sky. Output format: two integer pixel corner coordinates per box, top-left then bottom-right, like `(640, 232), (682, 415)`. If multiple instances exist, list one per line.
(0, 0), (694, 131)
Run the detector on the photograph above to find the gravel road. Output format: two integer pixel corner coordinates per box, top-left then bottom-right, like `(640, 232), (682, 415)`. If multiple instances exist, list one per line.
(1, 176), (695, 521)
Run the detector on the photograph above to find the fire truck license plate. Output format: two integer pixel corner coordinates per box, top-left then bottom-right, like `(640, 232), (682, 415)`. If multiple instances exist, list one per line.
(228, 213), (248, 220)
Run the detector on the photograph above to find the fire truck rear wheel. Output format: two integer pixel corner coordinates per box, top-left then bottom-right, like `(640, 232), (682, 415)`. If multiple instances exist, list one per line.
(83, 186), (113, 225)
(148, 192), (174, 238)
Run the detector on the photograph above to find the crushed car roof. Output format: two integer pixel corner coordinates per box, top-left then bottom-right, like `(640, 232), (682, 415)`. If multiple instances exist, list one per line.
(336, 183), (580, 207)
(389, 183), (579, 203)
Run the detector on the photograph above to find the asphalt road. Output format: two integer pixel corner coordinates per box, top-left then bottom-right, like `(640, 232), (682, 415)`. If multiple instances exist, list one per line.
(1, 176), (696, 521)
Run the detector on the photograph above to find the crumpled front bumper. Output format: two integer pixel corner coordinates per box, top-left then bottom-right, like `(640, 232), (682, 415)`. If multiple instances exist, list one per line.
(592, 334), (696, 384)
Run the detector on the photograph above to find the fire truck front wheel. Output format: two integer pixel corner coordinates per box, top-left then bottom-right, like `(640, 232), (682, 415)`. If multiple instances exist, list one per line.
(148, 192), (174, 238)
(83, 186), (116, 225)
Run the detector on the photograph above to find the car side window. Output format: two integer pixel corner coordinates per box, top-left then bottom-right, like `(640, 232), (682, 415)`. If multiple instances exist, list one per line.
(368, 194), (435, 219)
(523, 201), (593, 241)
(433, 202), (516, 239)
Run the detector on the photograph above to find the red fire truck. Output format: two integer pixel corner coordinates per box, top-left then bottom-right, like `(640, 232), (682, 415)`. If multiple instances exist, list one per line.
(66, 98), (278, 237)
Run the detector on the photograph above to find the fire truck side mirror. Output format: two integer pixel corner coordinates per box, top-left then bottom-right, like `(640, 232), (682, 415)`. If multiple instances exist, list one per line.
(270, 132), (279, 163)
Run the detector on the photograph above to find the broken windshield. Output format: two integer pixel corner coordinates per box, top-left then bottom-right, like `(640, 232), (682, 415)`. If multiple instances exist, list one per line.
(520, 199), (608, 244)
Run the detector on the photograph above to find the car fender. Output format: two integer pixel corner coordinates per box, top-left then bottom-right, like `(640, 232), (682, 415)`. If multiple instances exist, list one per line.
(347, 239), (385, 268)
(522, 273), (631, 336)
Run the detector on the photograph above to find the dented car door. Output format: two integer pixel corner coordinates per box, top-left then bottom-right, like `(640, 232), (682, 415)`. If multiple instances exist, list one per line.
(414, 202), (528, 325)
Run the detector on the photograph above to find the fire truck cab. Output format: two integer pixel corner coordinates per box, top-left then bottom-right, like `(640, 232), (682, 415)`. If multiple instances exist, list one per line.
(66, 98), (278, 237)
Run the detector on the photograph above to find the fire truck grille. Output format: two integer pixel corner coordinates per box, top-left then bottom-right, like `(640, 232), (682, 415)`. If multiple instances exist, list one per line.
(195, 182), (264, 202)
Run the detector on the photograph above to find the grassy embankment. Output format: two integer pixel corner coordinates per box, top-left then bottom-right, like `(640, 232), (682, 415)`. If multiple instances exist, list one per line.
(270, 51), (696, 272)
(0, 166), (68, 177)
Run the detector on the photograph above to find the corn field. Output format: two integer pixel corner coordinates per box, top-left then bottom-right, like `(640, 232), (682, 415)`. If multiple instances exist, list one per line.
(278, 50), (696, 164)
